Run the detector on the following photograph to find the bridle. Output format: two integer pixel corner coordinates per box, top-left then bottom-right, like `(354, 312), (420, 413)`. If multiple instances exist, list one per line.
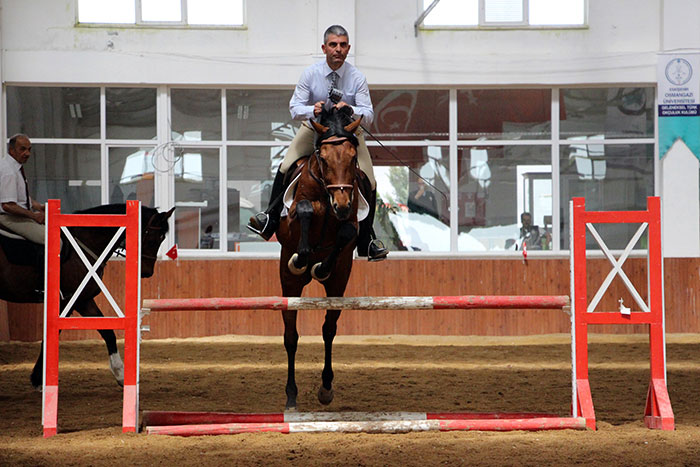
(310, 136), (358, 214)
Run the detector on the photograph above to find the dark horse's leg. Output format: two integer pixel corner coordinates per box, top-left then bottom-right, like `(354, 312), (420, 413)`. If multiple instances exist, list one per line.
(280, 274), (307, 411)
(288, 200), (314, 275)
(30, 299), (123, 390)
(317, 248), (354, 405)
(311, 222), (357, 281)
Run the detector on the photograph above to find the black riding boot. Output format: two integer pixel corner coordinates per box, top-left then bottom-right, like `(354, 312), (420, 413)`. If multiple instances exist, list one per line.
(357, 189), (388, 262)
(247, 169), (286, 241)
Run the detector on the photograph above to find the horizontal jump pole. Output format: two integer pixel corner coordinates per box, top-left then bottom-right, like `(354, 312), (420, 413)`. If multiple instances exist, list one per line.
(142, 410), (564, 427)
(141, 295), (570, 312)
(145, 417), (588, 436)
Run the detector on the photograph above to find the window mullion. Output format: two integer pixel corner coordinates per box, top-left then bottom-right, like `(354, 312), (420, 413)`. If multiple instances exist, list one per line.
(522, 0), (529, 24)
(181, 0), (188, 25)
(135, 0), (143, 23)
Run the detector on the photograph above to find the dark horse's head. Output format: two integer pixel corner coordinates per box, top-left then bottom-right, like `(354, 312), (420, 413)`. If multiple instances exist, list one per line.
(309, 106), (363, 221)
(74, 204), (174, 278)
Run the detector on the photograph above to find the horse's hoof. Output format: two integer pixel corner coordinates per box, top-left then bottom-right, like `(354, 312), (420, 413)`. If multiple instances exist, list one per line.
(311, 263), (331, 282)
(288, 253), (307, 275)
(285, 406), (297, 413)
(109, 353), (125, 387)
(318, 386), (334, 405)
(30, 374), (42, 392)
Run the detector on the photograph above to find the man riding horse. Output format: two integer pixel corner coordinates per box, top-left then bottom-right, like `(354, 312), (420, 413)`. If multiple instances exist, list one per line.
(247, 24), (388, 262)
(0, 134), (46, 244)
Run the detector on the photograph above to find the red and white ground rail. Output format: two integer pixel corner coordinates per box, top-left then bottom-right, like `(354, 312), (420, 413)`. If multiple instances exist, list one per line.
(571, 196), (673, 430)
(42, 199), (141, 438)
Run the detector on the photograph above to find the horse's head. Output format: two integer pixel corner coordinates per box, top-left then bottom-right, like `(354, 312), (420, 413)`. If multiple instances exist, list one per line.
(310, 108), (363, 221)
(140, 206), (175, 278)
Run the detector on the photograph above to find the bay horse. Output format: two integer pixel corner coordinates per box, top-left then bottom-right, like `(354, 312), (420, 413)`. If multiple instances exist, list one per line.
(0, 203), (173, 389)
(276, 106), (369, 410)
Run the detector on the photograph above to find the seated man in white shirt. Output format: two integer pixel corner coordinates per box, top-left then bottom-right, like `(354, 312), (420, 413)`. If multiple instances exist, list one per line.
(247, 24), (387, 261)
(0, 134), (46, 244)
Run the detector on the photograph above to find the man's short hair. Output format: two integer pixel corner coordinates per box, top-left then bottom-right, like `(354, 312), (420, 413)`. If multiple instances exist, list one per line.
(8, 133), (29, 152)
(324, 25), (349, 44)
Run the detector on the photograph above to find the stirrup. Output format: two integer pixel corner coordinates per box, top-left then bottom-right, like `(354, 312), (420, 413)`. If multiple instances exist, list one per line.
(246, 212), (273, 240)
(367, 239), (388, 262)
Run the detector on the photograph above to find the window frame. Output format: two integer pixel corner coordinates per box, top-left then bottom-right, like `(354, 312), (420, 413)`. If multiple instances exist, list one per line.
(417, 0), (588, 31)
(3, 83), (657, 259)
(76, 0), (246, 28)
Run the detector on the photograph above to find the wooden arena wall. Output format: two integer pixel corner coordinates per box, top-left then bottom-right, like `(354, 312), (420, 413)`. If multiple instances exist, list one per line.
(4, 258), (699, 342)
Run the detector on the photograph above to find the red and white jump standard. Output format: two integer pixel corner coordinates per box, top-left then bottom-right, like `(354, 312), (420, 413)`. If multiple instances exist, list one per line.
(42, 200), (142, 438)
(571, 196), (673, 430)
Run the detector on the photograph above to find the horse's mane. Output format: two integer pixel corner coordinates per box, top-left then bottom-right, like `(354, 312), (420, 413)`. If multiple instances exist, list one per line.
(315, 107), (359, 148)
(74, 203), (153, 215)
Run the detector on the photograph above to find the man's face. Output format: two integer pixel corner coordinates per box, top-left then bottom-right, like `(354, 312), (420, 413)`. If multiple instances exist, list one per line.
(322, 34), (350, 70)
(9, 136), (32, 164)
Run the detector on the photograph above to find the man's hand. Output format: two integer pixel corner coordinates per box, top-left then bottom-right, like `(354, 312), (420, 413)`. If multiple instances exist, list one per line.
(313, 101), (325, 116)
(32, 210), (45, 225)
(334, 101), (353, 113)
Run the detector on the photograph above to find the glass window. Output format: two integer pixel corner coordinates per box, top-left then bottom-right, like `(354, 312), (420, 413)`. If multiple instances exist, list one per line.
(141, 0), (181, 22)
(457, 145), (552, 251)
(421, 0), (585, 27)
(372, 146), (451, 252)
(423, 0), (478, 26)
(106, 88), (157, 140)
(560, 88), (655, 139)
(24, 144), (102, 213)
(189, 0), (244, 25)
(458, 89), (552, 140)
(171, 89), (222, 141)
(77, 0), (243, 26)
(173, 148), (220, 249)
(108, 147), (156, 206)
(78, 0), (135, 23)
(227, 146), (284, 253)
(6, 87), (100, 139)
(226, 90), (299, 141)
(530, 0), (585, 25)
(370, 90), (449, 140)
(560, 143), (654, 249)
(485, 0), (523, 23)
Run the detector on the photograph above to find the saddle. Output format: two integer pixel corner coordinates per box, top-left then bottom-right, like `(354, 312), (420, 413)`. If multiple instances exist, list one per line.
(0, 226), (42, 267)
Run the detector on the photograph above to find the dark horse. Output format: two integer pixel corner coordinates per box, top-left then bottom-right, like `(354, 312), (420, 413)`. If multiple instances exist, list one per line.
(276, 107), (368, 410)
(0, 203), (173, 389)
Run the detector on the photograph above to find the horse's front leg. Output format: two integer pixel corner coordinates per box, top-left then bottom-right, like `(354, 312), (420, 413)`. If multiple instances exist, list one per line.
(288, 200), (314, 275)
(311, 222), (357, 281)
(76, 299), (124, 387)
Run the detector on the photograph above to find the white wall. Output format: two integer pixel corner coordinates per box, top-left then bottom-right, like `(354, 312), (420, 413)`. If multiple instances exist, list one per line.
(1, 0), (662, 86)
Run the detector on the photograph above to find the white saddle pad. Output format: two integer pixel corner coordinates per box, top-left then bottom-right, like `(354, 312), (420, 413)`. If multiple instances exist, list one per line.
(281, 173), (369, 222)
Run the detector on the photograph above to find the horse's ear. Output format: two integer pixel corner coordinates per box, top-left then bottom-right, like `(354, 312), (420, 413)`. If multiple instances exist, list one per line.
(163, 207), (175, 220)
(310, 119), (329, 135)
(343, 115), (362, 134)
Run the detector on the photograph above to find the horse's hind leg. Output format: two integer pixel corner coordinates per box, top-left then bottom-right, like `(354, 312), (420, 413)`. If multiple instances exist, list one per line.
(282, 309), (299, 411)
(317, 275), (351, 405)
(318, 308), (341, 405)
(30, 344), (44, 390)
(76, 299), (124, 387)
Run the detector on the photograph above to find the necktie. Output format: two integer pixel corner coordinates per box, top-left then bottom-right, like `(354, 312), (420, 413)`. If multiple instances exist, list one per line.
(329, 71), (339, 91)
(19, 166), (30, 210)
